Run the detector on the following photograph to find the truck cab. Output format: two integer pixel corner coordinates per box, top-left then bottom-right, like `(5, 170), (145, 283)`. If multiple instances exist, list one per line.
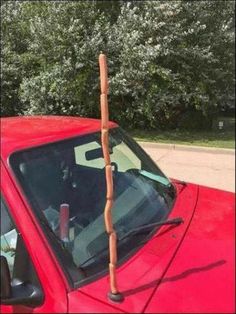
(1, 116), (234, 313)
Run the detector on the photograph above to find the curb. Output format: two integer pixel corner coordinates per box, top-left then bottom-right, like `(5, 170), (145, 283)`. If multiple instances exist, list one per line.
(138, 141), (235, 155)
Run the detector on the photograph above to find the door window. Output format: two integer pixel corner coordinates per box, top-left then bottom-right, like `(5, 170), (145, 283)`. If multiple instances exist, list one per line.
(0, 197), (17, 278)
(0, 195), (42, 293)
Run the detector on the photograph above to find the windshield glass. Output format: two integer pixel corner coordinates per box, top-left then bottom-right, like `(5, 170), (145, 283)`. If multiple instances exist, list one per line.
(10, 127), (175, 286)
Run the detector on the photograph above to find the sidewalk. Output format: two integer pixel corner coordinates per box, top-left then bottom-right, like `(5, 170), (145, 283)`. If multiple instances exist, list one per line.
(139, 142), (235, 193)
(139, 141), (235, 155)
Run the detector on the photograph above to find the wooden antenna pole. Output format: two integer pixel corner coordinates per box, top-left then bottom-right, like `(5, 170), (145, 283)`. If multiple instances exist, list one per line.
(99, 53), (123, 302)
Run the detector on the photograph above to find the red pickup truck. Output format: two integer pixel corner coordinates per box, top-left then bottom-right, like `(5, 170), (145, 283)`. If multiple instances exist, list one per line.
(0, 115), (234, 313)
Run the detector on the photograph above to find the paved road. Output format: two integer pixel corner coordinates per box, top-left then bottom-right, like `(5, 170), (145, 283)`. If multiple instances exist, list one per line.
(139, 142), (235, 193)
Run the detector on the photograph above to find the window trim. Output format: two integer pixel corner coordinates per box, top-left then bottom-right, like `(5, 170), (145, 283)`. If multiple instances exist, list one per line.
(8, 127), (176, 289)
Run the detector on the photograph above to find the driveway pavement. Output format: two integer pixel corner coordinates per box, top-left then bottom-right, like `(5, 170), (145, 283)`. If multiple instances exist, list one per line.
(139, 142), (235, 193)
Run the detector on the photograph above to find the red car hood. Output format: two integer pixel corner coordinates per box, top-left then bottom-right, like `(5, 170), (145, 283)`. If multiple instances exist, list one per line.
(68, 183), (235, 313)
(145, 185), (235, 313)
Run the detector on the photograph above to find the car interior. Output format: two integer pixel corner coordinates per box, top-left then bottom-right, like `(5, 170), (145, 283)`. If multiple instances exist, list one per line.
(11, 135), (169, 277)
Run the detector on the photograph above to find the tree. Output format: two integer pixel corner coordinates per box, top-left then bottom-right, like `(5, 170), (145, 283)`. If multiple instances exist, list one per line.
(18, 2), (110, 117)
(107, 0), (235, 129)
(1, 1), (32, 116)
(1, 1), (235, 130)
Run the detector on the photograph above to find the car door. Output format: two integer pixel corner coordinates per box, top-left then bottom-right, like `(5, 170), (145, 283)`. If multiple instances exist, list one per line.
(0, 160), (68, 313)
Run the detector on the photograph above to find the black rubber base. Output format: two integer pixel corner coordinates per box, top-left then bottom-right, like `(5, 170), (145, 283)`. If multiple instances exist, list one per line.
(107, 291), (124, 302)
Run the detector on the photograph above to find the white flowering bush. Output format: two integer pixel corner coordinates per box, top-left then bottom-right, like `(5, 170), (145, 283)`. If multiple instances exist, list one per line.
(107, 1), (235, 128)
(1, 1), (235, 130)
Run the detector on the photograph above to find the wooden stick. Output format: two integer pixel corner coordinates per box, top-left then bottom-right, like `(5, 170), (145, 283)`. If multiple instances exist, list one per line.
(99, 53), (123, 301)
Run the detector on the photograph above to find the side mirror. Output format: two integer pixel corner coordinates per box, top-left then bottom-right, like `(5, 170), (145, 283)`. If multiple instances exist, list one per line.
(0, 256), (11, 299)
(0, 255), (43, 307)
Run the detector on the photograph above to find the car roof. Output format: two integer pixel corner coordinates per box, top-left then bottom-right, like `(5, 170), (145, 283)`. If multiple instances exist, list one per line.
(1, 116), (118, 161)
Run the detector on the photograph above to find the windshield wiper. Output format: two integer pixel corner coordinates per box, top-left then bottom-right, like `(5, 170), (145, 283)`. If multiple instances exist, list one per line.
(80, 217), (183, 268)
(119, 217), (184, 242)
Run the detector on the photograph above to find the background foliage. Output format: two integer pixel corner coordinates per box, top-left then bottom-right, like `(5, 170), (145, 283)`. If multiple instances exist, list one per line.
(1, 0), (235, 130)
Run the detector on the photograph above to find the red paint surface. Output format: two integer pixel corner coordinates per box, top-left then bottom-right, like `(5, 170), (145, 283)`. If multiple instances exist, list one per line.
(145, 185), (235, 313)
(1, 116), (117, 161)
(1, 116), (234, 313)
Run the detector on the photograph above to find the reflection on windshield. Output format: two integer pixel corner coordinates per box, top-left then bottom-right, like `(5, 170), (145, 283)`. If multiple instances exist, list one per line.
(10, 127), (175, 284)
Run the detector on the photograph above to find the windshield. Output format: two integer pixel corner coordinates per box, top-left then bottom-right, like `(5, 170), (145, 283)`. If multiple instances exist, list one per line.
(10, 127), (176, 286)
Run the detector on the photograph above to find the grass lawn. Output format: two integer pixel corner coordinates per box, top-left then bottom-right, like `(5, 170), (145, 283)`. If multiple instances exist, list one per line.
(129, 129), (235, 149)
